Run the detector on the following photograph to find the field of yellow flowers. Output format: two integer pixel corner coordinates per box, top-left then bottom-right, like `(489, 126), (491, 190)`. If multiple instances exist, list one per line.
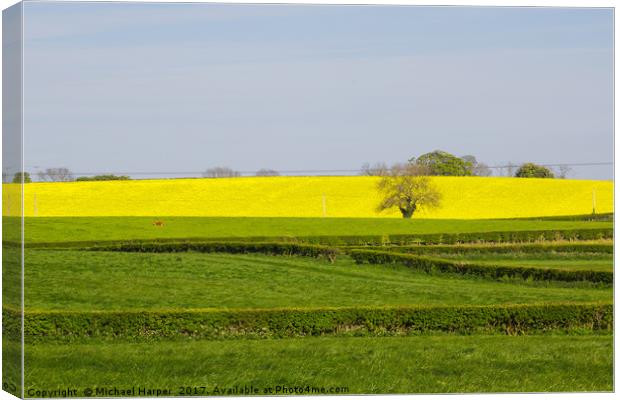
(3, 176), (613, 219)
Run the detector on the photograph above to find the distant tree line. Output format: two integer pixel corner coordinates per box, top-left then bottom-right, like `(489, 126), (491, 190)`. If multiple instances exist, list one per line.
(7, 169), (132, 183)
(365, 150), (563, 219)
(202, 167), (281, 178)
(361, 150), (559, 179)
(7, 153), (563, 186)
(76, 175), (130, 181)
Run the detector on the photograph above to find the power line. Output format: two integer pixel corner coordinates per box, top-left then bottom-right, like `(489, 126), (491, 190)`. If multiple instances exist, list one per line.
(487, 162), (613, 169)
(23, 161), (613, 177)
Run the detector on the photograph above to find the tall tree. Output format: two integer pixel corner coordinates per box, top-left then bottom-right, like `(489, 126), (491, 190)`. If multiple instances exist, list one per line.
(12, 172), (31, 183)
(376, 163), (441, 218)
(411, 150), (473, 176)
(515, 163), (555, 178)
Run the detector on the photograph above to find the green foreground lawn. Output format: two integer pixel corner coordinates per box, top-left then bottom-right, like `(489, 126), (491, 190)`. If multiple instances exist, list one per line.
(3, 216), (612, 243)
(17, 250), (611, 311)
(23, 335), (612, 394)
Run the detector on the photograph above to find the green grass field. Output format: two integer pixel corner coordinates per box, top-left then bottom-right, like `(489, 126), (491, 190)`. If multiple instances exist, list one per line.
(4, 216), (612, 243)
(16, 251), (611, 311)
(3, 213), (614, 395)
(24, 335), (612, 394)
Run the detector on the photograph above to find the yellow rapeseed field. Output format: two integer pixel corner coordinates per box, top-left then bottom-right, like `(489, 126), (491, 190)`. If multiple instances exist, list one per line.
(2, 176), (613, 219)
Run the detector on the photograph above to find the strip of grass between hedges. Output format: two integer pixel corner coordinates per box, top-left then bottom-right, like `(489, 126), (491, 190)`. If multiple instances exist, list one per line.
(3, 303), (611, 343)
(351, 242), (613, 255)
(386, 228), (612, 245)
(20, 240), (612, 284)
(6, 227), (613, 249)
(348, 249), (613, 284)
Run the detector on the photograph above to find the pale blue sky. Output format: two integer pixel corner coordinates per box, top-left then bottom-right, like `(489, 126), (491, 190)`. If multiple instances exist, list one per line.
(20, 2), (613, 178)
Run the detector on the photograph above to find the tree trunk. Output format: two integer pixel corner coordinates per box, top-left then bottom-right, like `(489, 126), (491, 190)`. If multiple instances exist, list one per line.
(399, 204), (416, 219)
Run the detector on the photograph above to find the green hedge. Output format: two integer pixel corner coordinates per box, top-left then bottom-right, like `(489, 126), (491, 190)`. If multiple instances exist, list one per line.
(516, 212), (614, 222)
(356, 242), (613, 255)
(87, 241), (340, 262)
(386, 228), (612, 245)
(348, 249), (613, 284)
(16, 227), (614, 249)
(3, 303), (611, 342)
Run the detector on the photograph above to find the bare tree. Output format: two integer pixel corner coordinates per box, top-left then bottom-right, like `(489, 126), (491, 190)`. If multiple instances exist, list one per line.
(360, 162), (389, 176)
(461, 155), (492, 177)
(557, 165), (572, 179)
(255, 169), (280, 177)
(203, 167), (241, 178)
(506, 162), (517, 177)
(376, 163), (440, 218)
(36, 168), (74, 182)
(473, 163), (492, 176)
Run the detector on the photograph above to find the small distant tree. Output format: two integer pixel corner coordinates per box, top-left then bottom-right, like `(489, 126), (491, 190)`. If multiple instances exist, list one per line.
(557, 165), (572, 179)
(411, 150), (472, 176)
(376, 163), (441, 218)
(12, 172), (31, 183)
(461, 155), (492, 177)
(37, 168), (74, 182)
(360, 162), (389, 176)
(515, 163), (555, 178)
(203, 167), (241, 178)
(505, 162), (517, 177)
(255, 169), (280, 177)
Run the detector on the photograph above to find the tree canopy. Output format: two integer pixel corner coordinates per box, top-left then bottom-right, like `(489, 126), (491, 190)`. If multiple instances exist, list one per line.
(411, 150), (473, 176)
(376, 163), (441, 218)
(12, 172), (31, 183)
(515, 163), (555, 178)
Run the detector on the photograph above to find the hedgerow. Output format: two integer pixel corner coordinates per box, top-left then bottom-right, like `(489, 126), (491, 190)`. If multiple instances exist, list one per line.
(386, 228), (612, 245)
(348, 249), (613, 284)
(517, 212), (614, 222)
(88, 242), (340, 262)
(3, 303), (611, 343)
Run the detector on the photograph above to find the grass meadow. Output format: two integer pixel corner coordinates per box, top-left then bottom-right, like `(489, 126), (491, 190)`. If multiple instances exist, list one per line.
(17, 250), (611, 311)
(25, 335), (613, 393)
(2, 215), (613, 243)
